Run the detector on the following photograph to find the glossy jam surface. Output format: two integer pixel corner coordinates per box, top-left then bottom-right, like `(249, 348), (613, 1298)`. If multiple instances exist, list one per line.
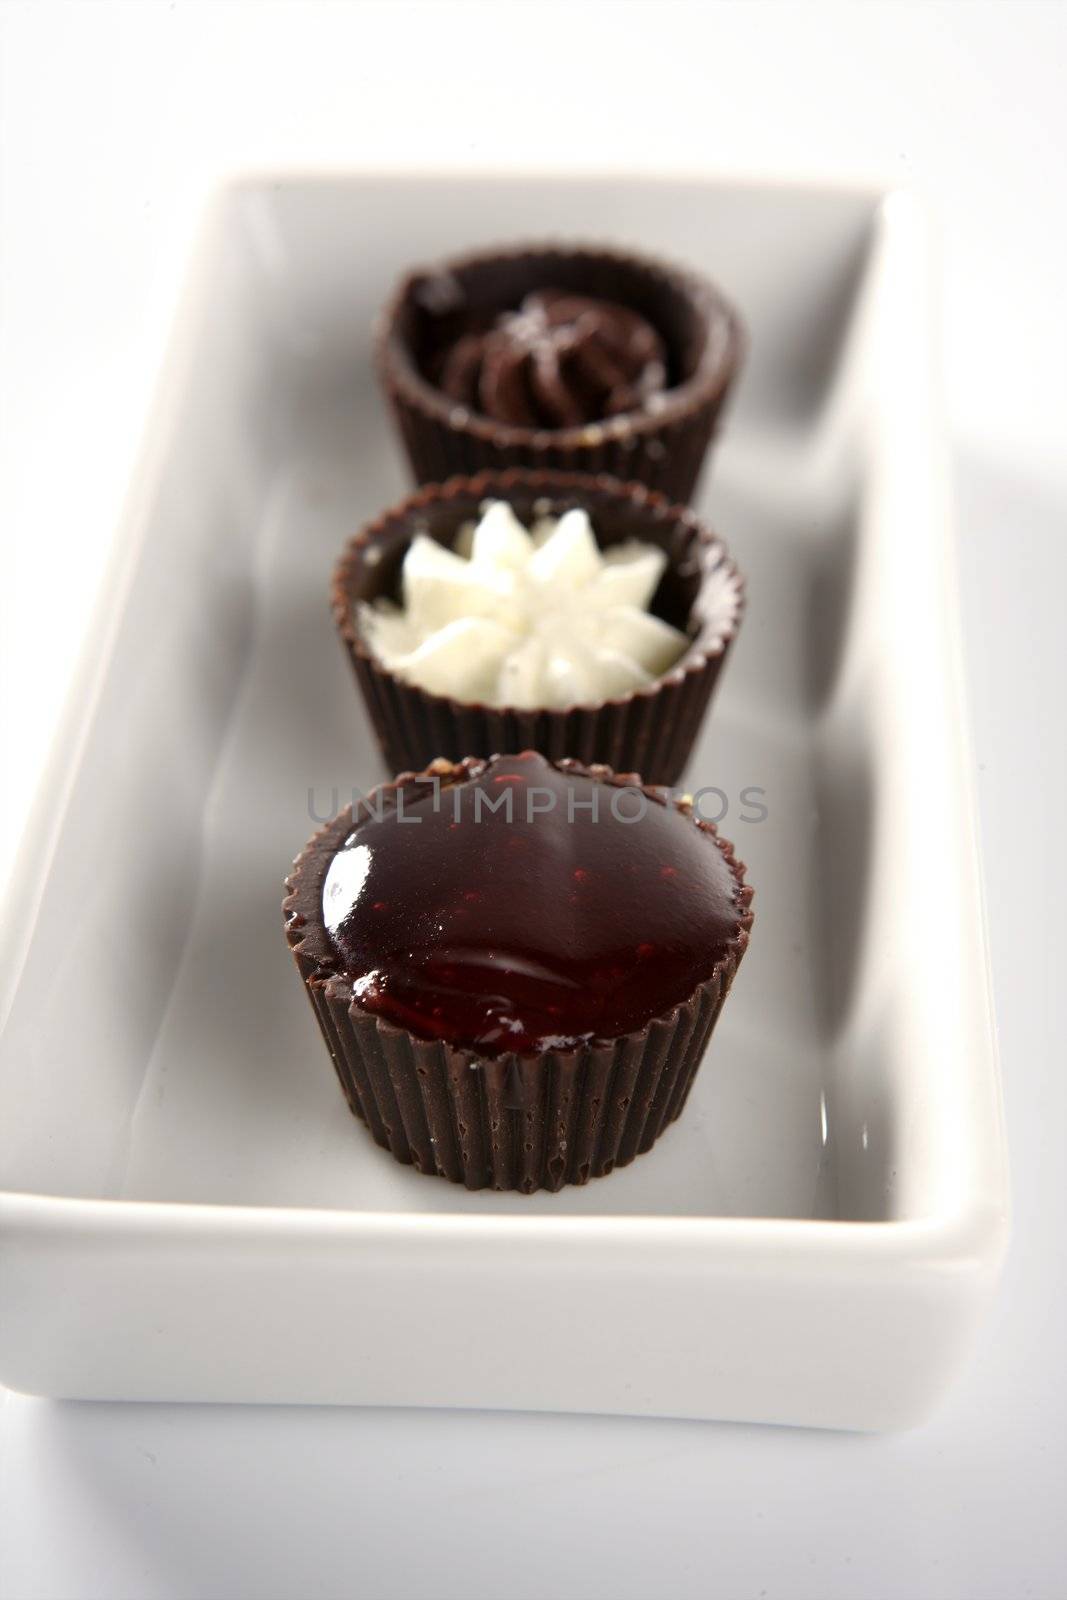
(323, 753), (742, 1055)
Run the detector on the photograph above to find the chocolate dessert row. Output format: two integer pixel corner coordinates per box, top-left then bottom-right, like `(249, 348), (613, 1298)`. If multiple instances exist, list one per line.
(283, 237), (753, 1192)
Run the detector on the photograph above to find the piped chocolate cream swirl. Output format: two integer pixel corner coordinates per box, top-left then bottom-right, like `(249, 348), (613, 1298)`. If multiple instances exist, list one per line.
(437, 289), (668, 429)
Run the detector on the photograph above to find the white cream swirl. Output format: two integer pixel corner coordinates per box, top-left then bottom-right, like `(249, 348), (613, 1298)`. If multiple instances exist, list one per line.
(357, 500), (689, 709)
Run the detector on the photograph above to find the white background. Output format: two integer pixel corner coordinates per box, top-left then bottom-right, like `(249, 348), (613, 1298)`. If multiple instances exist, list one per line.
(0, 2), (1065, 1597)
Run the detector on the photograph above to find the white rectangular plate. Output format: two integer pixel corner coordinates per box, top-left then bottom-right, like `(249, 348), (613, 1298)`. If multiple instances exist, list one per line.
(0, 174), (1008, 1429)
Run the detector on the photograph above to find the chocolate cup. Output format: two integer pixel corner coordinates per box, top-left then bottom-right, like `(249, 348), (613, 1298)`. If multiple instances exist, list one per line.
(331, 469), (744, 787)
(377, 241), (745, 505)
(283, 758), (754, 1193)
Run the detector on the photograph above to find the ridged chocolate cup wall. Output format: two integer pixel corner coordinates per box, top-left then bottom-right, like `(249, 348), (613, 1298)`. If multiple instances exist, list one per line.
(331, 469), (744, 787)
(377, 242), (744, 504)
(283, 758), (754, 1193)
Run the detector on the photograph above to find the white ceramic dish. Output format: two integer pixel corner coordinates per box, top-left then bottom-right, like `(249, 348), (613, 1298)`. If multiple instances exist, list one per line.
(0, 174), (1007, 1428)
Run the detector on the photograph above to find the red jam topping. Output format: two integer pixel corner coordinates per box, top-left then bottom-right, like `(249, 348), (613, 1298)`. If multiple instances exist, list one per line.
(323, 753), (742, 1055)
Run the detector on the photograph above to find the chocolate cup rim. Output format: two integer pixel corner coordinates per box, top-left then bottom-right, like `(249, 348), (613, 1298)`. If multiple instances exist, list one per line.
(330, 468), (746, 720)
(283, 753), (755, 1064)
(376, 238), (746, 447)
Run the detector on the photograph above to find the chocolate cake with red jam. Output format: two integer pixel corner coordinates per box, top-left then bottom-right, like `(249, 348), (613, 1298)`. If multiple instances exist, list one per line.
(377, 242), (744, 504)
(284, 752), (753, 1192)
